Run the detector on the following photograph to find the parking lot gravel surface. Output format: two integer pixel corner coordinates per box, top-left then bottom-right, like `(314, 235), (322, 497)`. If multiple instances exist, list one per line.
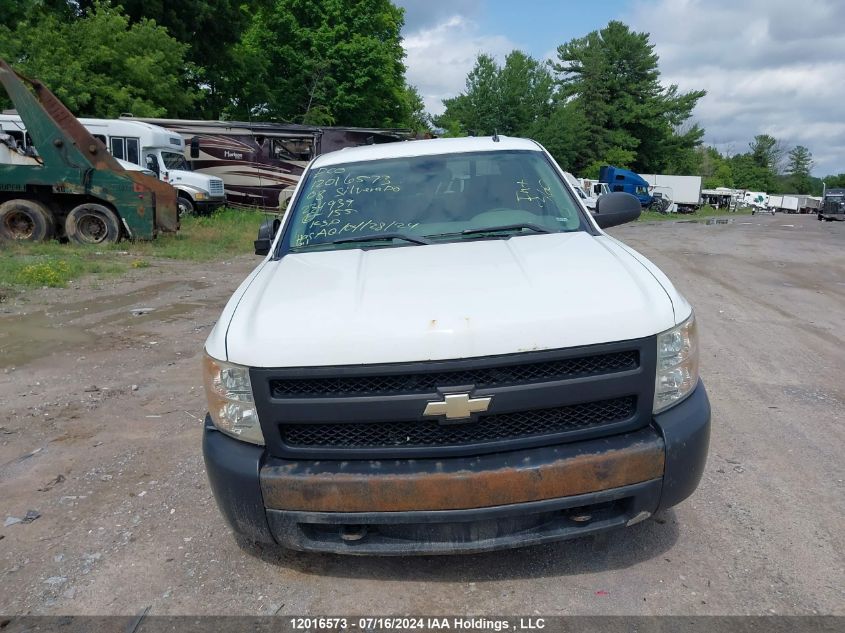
(0, 214), (843, 615)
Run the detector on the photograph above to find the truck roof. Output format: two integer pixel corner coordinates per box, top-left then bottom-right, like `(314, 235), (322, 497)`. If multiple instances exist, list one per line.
(312, 136), (542, 167)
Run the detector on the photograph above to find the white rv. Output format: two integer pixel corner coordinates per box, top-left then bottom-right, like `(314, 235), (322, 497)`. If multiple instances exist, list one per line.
(0, 114), (226, 215)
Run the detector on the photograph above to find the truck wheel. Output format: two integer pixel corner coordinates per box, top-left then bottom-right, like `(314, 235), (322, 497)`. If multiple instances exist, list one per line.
(177, 195), (196, 217)
(0, 199), (54, 242)
(65, 203), (121, 244)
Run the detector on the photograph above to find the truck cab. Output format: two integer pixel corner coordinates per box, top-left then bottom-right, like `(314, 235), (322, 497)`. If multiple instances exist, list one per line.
(819, 188), (845, 221)
(562, 171), (599, 210)
(599, 165), (653, 207)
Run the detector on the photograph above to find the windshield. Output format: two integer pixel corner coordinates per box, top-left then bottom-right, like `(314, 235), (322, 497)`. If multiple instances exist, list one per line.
(283, 150), (586, 252)
(162, 151), (190, 171)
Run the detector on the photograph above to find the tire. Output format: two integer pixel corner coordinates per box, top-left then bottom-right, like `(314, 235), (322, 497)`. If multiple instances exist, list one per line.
(65, 203), (121, 244)
(177, 195), (196, 217)
(0, 199), (54, 242)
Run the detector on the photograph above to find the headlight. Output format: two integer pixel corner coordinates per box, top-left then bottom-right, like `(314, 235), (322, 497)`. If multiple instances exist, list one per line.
(202, 353), (264, 445)
(193, 192), (207, 200)
(654, 313), (699, 413)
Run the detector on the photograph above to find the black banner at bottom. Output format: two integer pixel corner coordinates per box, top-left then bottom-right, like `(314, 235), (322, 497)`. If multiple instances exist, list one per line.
(0, 616), (841, 633)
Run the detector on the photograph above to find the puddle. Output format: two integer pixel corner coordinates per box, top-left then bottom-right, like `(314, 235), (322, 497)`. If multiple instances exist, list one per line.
(705, 218), (734, 225)
(0, 280), (213, 368)
(0, 313), (96, 368)
(53, 280), (210, 318)
(107, 301), (214, 327)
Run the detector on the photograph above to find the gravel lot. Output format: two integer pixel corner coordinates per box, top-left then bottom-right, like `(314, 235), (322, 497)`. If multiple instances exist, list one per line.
(1, 214), (843, 616)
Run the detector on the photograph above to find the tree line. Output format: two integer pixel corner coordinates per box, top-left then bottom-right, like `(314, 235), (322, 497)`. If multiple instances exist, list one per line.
(437, 21), (837, 195)
(1, 4), (839, 192)
(0, 0), (427, 130)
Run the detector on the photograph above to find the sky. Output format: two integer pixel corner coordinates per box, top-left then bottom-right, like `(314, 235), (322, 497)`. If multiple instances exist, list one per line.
(395, 0), (844, 176)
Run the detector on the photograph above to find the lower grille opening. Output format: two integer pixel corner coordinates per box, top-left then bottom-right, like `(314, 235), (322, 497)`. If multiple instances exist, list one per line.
(280, 396), (636, 450)
(298, 498), (632, 546)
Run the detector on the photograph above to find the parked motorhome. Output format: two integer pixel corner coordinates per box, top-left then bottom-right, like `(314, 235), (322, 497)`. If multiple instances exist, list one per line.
(0, 114), (225, 215)
(701, 188), (738, 209)
(122, 118), (410, 209)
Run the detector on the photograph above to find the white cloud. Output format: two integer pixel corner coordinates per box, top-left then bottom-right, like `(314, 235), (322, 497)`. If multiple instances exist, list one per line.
(628, 0), (845, 175)
(395, 0), (482, 31)
(402, 15), (518, 115)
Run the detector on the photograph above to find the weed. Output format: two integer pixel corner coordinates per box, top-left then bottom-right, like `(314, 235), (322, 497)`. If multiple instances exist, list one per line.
(1, 207), (264, 288)
(637, 204), (754, 222)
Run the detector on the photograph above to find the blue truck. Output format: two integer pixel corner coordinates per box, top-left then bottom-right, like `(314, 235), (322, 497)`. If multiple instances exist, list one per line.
(599, 166), (653, 207)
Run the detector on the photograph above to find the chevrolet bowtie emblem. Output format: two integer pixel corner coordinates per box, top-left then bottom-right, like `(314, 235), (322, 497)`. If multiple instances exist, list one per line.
(423, 393), (492, 420)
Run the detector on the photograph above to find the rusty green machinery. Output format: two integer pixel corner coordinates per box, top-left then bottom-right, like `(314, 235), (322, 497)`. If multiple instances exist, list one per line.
(0, 58), (178, 243)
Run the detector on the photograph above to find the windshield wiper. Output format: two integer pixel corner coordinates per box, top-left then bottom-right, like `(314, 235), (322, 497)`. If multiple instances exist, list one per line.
(462, 223), (551, 236)
(427, 223), (552, 240)
(331, 232), (431, 246)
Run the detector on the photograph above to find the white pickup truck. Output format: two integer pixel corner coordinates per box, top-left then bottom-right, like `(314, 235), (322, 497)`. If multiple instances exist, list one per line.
(202, 136), (711, 555)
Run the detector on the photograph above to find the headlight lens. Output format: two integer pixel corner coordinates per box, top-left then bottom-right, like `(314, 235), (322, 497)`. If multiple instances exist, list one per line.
(202, 353), (264, 445)
(193, 192), (207, 200)
(654, 313), (699, 413)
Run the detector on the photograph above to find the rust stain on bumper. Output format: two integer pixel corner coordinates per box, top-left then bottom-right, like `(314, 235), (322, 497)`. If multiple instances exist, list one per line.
(261, 438), (665, 513)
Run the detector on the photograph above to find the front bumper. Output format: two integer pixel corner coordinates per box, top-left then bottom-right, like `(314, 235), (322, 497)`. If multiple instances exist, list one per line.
(203, 382), (710, 555)
(194, 197), (227, 213)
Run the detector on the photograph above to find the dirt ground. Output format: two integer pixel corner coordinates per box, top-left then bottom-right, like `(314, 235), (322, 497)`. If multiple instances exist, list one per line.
(1, 214), (843, 616)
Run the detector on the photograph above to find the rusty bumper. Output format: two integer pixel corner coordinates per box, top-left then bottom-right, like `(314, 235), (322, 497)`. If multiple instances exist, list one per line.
(203, 382), (710, 554)
(259, 431), (664, 513)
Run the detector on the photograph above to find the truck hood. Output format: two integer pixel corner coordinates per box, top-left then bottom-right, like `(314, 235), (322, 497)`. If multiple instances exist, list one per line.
(168, 169), (221, 193)
(221, 232), (677, 367)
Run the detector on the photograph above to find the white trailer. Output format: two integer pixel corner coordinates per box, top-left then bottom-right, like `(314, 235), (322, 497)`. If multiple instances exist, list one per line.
(639, 174), (702, 212)
(766, 195), (799, 213)
(795, 195), (821, 213)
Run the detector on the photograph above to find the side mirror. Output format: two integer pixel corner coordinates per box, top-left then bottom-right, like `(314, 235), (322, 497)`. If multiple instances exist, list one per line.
(190, 137), (200, 159)
(592, 192), (641, 228)
(254, 217), (281, 256)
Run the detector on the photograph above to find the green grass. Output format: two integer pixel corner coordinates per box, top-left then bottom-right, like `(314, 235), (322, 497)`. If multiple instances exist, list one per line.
(637, 204), (754, 223)
(0, 204), (759, 290)
(119, 207), (266, 261)
(0, 207), (266, 289)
